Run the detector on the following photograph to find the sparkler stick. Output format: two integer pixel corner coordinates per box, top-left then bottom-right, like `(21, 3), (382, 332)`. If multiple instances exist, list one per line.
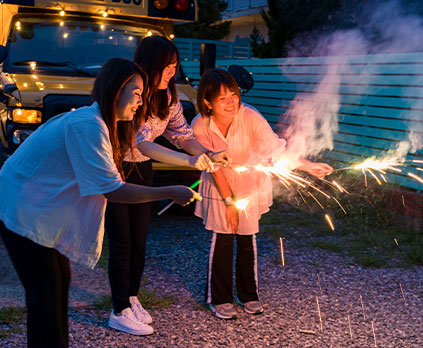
(371, 321), (377, 347)
(299, 329), (316, 335)
(360, 295), (366, 320)
(316, 272), (323, 296)
(347, 315), (353, 340)
(316, 296), (323, 331)
(399, 283), (407, 306)
(279, 237), (285, 266)
(157, 179), (201, 216)
(325, 214), (335, 231)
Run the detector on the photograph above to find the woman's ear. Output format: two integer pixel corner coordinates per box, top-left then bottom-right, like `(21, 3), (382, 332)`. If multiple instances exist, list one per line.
(204, 99), (212, 111)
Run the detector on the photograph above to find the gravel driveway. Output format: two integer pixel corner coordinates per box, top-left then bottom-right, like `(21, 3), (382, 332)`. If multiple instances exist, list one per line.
(1, 209), (423, 348)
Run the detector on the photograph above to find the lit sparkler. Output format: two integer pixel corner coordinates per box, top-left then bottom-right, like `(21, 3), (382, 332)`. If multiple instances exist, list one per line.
(235, 198), (249, 210)
(157, 179), (201, 216)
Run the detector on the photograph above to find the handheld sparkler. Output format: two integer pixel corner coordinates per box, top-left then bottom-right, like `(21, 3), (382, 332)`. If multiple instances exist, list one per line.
(157, 179), (201, 216)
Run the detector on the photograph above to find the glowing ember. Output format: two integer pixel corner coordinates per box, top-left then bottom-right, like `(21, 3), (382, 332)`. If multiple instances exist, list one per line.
(325, 214), (335, 231)
(353, 157), (403, 172)
(235, 166), (248, 173)
(408, 172), (423, 184)
(235, 198), (249, 210)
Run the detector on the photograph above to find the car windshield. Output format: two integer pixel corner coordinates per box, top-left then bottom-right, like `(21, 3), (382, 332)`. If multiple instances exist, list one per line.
(6, 16), (161, 75)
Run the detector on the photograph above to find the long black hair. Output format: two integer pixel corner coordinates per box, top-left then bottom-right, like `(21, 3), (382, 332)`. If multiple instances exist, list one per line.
(134, 35), (179, 121)
(92, 58), (147, 177)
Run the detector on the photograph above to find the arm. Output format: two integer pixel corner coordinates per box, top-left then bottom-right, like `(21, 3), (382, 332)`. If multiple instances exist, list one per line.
(104, 182), (199, 205)
(137, 141), (212, 170)
(211, 169), (239, 233)
(295, 158), (333, 178)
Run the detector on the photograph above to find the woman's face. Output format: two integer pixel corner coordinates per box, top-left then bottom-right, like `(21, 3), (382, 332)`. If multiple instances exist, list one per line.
(205, 86), (239, 120)
(116, 74), (144, 121)
(158, 61), (177, 90)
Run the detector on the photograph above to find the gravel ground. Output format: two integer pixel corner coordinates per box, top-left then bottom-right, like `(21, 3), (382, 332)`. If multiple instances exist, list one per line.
(1, 207), (423, 348)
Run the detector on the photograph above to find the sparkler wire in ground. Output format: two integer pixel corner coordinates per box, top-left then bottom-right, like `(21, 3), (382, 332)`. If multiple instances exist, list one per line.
(347, 315), (353, 340)
(279, 237), (285, 266)
(371, 320), (377, 347)
(316, 296), (323, 331)
(360, 295), (366, 320)
(399, 283), (407, 306)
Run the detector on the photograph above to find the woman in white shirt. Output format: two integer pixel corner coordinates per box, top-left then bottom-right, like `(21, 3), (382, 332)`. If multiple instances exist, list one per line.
(192, 69), (332, 320)
(105, 36), (227, 334)
(0, 58), (198, 347)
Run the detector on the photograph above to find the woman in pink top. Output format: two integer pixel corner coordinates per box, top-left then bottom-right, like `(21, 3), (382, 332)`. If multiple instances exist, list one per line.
(192, 69), (332, 319)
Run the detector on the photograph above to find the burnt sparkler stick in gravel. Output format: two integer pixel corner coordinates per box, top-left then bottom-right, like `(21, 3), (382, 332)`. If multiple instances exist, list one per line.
(316, 296), (323, 331)
(371, 320), (377, 347)
(399, 282), (407, 306)
(279, 237), (285, 266)
(316, 272), (323, 297)
(157, 179), (201, 216)
(360, 295), (366, 320)
(347, 315), (353, 341)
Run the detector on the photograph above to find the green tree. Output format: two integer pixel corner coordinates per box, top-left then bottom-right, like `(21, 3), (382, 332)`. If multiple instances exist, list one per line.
(174, 0), (231, 40)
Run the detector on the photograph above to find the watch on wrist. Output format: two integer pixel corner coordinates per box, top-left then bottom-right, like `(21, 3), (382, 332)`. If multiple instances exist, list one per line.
(224, 196), (233, 206)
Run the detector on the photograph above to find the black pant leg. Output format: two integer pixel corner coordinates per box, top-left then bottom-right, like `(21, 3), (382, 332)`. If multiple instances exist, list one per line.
(0, 221), (71, 348)
(105, 161), (152, 312)
(236, 234), (259, 303)
(207, 232), (234, 305)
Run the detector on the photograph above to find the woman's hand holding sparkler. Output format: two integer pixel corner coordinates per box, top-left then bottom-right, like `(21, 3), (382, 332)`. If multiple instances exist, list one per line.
(297, 161), (333, 179)
(169, 186), (202, 206)
(206, 150), (230, 167)
(189, 150), (229, 171)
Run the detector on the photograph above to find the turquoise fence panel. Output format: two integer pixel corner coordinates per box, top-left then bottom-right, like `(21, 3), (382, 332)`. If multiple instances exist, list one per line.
(181, 53), (423, 189)
(174, 38), (251, 60)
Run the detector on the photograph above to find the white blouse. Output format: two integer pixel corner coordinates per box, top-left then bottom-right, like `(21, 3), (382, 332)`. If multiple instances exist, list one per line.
(192, 104), (286, 234)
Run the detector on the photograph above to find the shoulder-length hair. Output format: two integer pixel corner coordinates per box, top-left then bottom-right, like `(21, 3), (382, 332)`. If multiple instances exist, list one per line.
(197, 69), (241, 118)
(134, 35), (180, 121)
(92, 58), (147, 178)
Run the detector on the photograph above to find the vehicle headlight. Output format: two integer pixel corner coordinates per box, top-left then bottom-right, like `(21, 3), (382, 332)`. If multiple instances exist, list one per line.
(12, 108), (41, 123)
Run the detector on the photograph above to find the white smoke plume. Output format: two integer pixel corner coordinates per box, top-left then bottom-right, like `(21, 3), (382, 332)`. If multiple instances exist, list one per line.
(278, 0), (423, 162)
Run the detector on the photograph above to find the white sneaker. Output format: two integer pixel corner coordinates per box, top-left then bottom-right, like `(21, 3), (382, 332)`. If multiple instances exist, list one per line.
(108, 307), (154, 336)
(130, 296), (153, 324)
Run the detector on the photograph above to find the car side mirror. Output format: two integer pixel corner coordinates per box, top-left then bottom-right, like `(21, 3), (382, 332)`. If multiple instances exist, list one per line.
(228, 65), (254, 94)
(0, 46), (7, 64)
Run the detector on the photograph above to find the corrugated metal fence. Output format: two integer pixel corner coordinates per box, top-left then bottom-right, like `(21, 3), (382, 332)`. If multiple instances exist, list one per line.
(182, 53), (423, 189)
